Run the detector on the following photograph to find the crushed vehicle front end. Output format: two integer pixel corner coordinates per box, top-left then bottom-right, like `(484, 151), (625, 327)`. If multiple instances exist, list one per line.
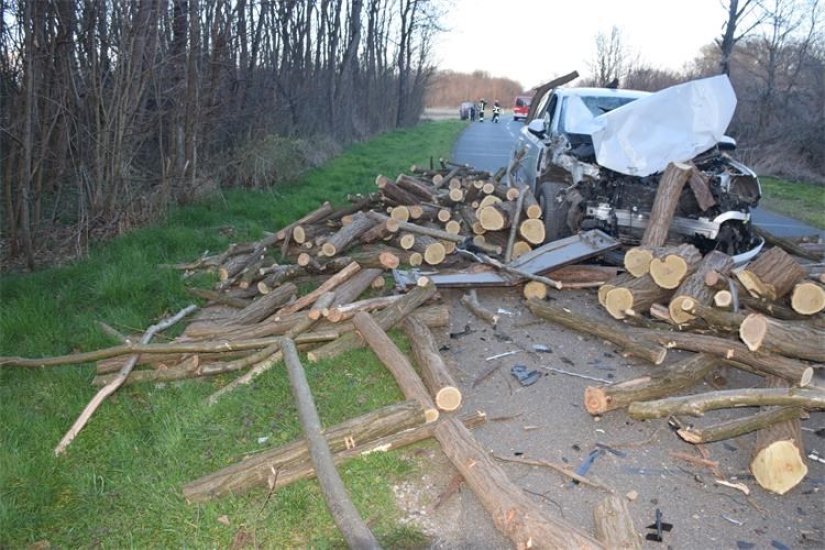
(531, 76), (764, 264)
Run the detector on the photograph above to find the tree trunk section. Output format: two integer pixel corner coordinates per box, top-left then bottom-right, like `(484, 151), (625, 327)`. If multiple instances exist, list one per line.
(528, 299), (667, 364)
(321, 211), (375, 257)
(738, 313), (825, 362)
(231, 282), (297, 325)
(735, 246), (806, 301)
(433, 418), (604, 550)
(677, 406), (803, 444)
(281, 339), (381, 549)
(604, 274), (674, 320)
(640, 162), (693, 247)
(668, 250), (734, 323)
(791, 281), (825, 315)
(750, 377), (808, 495)
(276, 261), (361, 317)
(648, 244), (702, 289)
(401, 316), (462, 411)
(584, 353), (718, 415)
(352, 311), (439, 422)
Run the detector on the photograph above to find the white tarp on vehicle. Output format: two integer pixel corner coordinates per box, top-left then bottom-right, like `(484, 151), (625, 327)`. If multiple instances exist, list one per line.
(567, 75), (737, 177)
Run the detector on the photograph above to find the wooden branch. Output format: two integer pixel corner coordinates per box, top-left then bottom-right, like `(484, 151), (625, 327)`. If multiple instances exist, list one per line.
(307, 279), (437, 363)
(635, 329), (814, 386)
(627, 387), (825, 419)
(460, 289), (499, 326)
(401, 316), (462, 411)
(275, 261), (361, 317)
(584, 353), (718, 415)
(593, 495), (642, 550)
(753, 225), (822, 262)
(326, 295), (403, 323)
(182, 400), (427, 503)
(527, 299), (667, 364)
(54, 304), (198, 455)
(433, 418), (604, 549)
(231, 282), (297, 325)
(668, 250), (733, 324)
(352, 311), (439, 422)
(677, 406), (803, 444)
(281, 338), (381, 548)
(640, 162), (693, 247)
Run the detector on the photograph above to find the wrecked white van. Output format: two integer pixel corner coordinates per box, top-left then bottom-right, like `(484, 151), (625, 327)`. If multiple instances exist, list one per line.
(510, 75), (763, 263)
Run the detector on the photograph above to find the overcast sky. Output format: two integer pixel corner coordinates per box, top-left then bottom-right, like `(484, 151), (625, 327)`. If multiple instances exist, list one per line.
(432, 0), (727, 90)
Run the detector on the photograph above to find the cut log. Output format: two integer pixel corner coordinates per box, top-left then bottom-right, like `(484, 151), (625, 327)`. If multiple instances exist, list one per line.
(640, 162), (693, 247)
(231, 282), (297, 325)
(623, 247), (655, 278)
(512, 240), (533, 259)
(352, 312), (439, 423)
(598, 273), (635, 307)
(648, 243), (702, 289)
(375, 174), (420, 205)
(307, 280), (437, 363)
(678, 300), (745, 333)
(390, 205), (411, 222)
(281, 338), (381, 549)
(519, 218), (546, 245)
(478, 201), (518, 231)
(320, 211), (374, 257)
(383, 217), (465, 243)
(736, 246), (806, 300)
(547, 265), (618, 288)
(593, 495), (642, 550)
(257, 264), (307, 294)
(401, 316), (462, 412)
(395, 174), (437, 202)
(520, 185), (542, 219)
(604, 274), (674, 320)
(275, 202), (334, 241)
(275, 261), (361, 317)
(182, 400), (427, 502)
(791, 281), (825, 315)
(326, 295), (403, 323)
(433, 418), (604, 550)
(523, 280), (548, 300)
(527, 299), (667, 365)
(635, 329), (814, 386)
(668, 250), (734, 324)
(677, 406), (803, 444)
(738, 313), (825, 362)
(584, 353), (718, 416)
(627, 386), (825, 419)
(750, 377), (808, 495)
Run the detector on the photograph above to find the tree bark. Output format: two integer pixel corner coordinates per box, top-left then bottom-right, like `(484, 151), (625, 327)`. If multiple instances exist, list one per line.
(736, 246), (806, 301)
(640, 162), (693, 247)
(231, 282), (297, 325)
(307, 280), (436, 363)
(527, 299), (667, 364)
(648, 243), (702, 289)
(276, 261), (361, 317)
(627, 387), (825, 419)
(320, 211), (375, 257)
(668, 250), (734, 323)
(182, 399), (427, 503)
(604, 274), (674, 320)
(352, 312), (439, 422)
(677, 406), (803, 444)
(433, 418), (604, 549)
(401, 316), (462, 412)
(281, 339), (381, 549)
(738, 313), (825, 362)
(584, 353), (718, 415)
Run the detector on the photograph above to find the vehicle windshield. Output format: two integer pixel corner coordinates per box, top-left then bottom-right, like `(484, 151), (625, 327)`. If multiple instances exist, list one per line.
(559, 94), (639, 134)
(515, 97), (531, 108)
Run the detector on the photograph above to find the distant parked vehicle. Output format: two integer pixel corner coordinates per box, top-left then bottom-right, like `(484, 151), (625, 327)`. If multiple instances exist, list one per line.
(459, 101), (475, 120)
(513, 94), (533, 121)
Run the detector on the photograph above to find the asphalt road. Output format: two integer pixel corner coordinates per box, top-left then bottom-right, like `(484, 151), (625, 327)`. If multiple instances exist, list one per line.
(450, 116), (824, 239)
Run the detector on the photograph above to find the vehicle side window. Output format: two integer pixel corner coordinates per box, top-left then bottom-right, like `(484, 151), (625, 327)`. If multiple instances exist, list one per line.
(543, 95), (558, 132)
(530, 91), (552, 122)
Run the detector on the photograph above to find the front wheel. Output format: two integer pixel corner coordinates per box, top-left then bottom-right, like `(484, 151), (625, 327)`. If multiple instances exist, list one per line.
(537, 181), (571, 242)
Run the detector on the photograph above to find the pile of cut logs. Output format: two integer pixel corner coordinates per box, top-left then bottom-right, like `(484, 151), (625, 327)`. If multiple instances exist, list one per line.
(526, 162), (825, 497)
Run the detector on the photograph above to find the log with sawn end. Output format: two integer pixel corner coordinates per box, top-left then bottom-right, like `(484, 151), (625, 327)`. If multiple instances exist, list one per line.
(736, 246), (806, 301)
(677, 406), (803, 444)
(648, 243), (702, 289)
(527, 299), (667, 365)
(593, 495), (642, 550)
(584, 353), (718, 416)
(668, 250), (734, 324)
(739, 313), (825, 362)
(401, 316), (462, 412)
(640, 162), (693, 247)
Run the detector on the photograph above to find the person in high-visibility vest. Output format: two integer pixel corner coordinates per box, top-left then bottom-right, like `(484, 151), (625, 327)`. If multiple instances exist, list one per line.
(478, 98), (487, 122)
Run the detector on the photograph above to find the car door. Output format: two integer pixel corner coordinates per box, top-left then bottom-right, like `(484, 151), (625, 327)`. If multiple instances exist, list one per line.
(511, 91), (558, 194)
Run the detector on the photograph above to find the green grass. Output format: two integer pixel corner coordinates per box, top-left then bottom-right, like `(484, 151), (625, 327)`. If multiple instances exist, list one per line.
(758, 176), (825, 229)
(0, 120), (466, 548)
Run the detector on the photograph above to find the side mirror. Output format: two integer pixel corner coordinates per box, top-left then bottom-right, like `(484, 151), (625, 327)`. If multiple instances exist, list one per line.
(527, 119), (546, 138)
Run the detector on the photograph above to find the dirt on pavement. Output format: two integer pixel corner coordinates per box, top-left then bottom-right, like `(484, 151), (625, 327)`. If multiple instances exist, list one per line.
(391, 285), (825, 550)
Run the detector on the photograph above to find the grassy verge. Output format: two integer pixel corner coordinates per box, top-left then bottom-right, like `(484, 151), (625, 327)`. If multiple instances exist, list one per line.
(758, 176), (825, 229)
(0, 120), (466, 548)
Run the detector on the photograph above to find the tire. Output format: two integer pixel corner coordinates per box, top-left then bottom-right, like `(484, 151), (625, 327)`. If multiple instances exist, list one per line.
(537, 181), (570, 242)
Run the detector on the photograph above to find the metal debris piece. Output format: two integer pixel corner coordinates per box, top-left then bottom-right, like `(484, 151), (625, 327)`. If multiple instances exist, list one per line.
(510, 365), (541, 386)
(543, 366), (612, 384)
(645, 508), (673, 542)
(485, 350), (520, 361)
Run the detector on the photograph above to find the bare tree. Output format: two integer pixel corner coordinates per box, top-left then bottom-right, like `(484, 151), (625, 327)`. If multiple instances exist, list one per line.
(589, 26), (628, 87)
(717, 0), (766, 74)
